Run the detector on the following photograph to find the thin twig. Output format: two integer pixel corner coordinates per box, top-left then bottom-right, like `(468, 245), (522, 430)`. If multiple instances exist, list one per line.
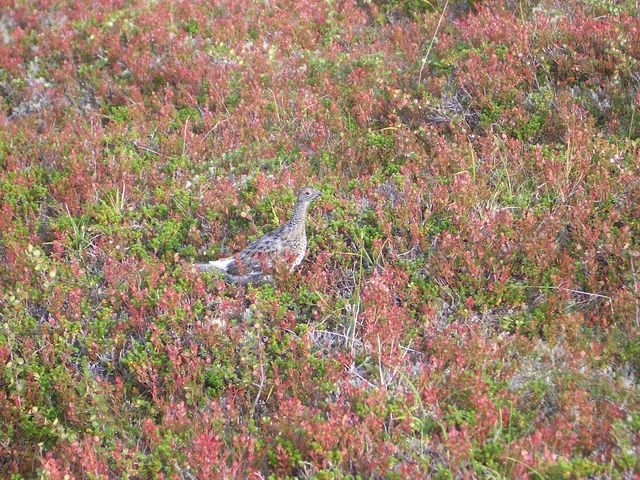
(182, 118), (189, 157)
(314, 329), (363, 345)
(399, 343), (424, 356)
(376, 335), (385, 388)
(418, 0), (450, 85)
(132, 141), (176, 158)
(349, 364), (376, 388)
(200, 118), (228, 143)
(514, 284), (614, 315)
(252, 359), (265, 413)
(631, 258), (639, 328)
(349, 242), (365, 355)
(513, 284), (611, 300)
(313, 329), (421, 356)
(269, 88), (281, 122)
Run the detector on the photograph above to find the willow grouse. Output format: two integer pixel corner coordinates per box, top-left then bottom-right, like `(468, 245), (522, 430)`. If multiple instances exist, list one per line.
(194, 187), (321, 285)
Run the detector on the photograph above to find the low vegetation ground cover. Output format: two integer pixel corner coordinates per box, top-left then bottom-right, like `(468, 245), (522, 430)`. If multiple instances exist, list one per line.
(1, 0), (639, 477)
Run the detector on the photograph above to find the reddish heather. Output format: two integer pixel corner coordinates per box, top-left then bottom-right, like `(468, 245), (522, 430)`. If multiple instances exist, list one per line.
(0, 0), (638, 478)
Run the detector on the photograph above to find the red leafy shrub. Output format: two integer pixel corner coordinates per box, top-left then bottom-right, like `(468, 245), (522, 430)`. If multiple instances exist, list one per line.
(0, 0), (638, 477)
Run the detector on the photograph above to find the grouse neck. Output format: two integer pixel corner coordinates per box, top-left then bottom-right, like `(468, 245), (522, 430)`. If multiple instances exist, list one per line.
(289, 200), (310, 230)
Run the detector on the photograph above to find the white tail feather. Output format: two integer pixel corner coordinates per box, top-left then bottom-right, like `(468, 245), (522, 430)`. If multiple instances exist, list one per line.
(209, 257), (234, 270)
(194, 256), (234, 273)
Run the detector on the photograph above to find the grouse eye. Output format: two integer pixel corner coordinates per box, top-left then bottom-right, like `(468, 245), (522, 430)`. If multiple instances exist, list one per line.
(305, 190), (311, 196)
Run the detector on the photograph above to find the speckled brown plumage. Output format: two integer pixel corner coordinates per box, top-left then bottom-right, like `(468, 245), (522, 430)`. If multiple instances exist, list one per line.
(194, 187), (321, 284)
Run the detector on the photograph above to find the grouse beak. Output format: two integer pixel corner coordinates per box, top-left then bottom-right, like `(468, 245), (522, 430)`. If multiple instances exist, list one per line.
(311, 190), (322, 200)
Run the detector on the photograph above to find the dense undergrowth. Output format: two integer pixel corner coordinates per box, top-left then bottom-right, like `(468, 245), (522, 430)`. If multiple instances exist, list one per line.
(1, 0), (639, 477)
